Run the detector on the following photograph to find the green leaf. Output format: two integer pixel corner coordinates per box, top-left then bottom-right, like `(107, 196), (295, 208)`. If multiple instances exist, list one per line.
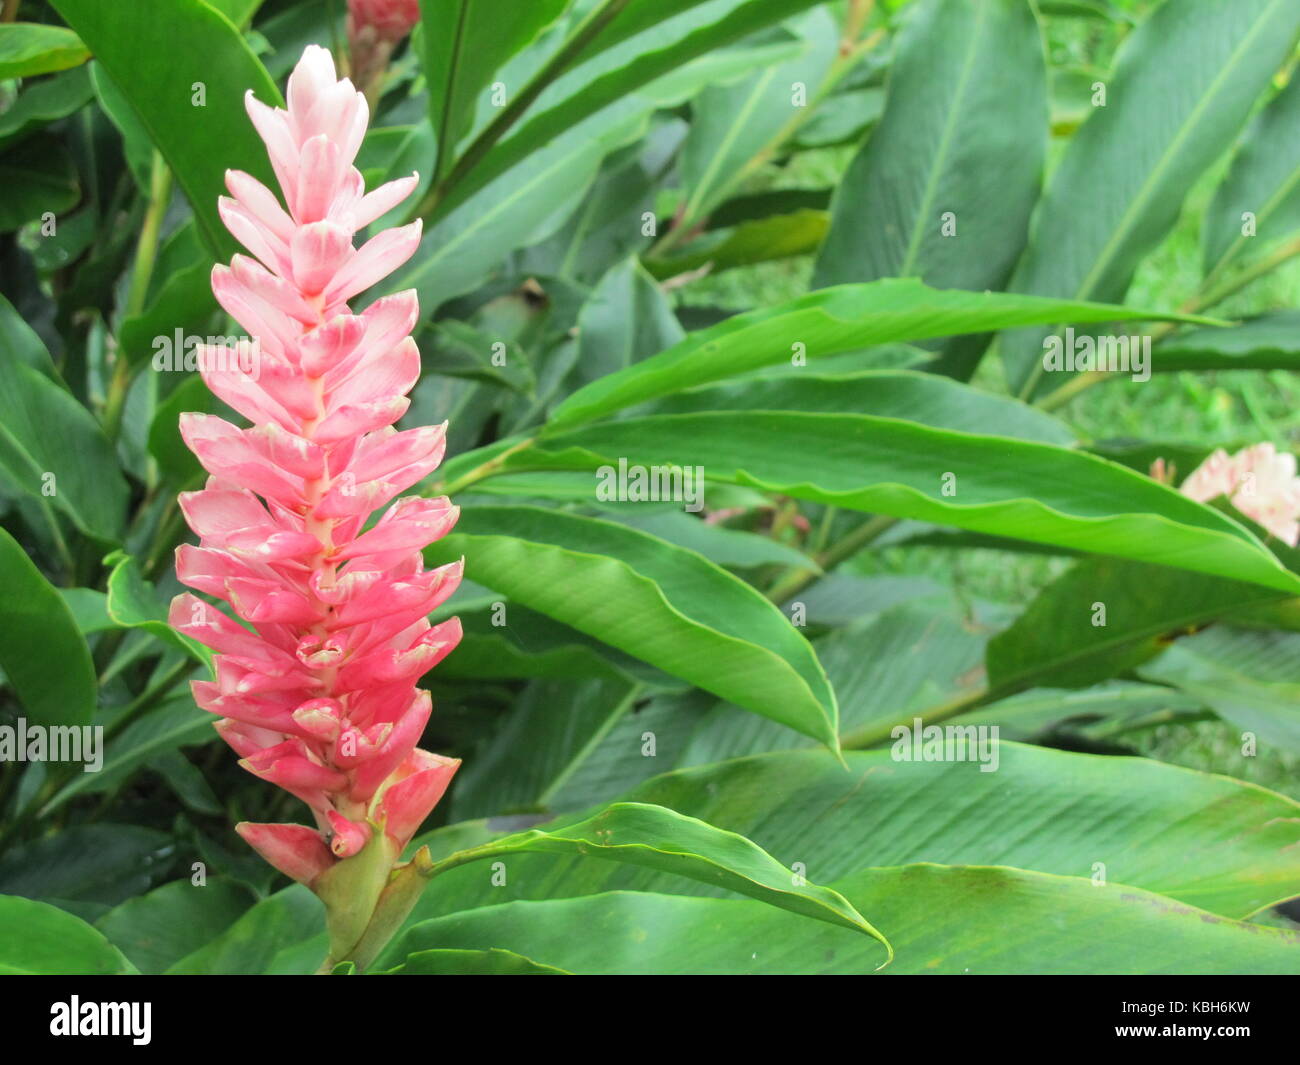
(432, 0), (828, 216)
(422, 321), (534, 394)
(147, 373), (232, 483)
(450, 676), (641, 818)
(1203, 71), (1300, 280)
(571, 257), (683, 388)
(49, 0), (282, 258)
(0, 825), (174, 911)
(438, 602), (658, 685)
(1001, 0), (1300, 395)
(1139, 626), (1300, 754)
(424, 505), (839, 746)
(104, 551), (212, 667)
(0, 895), (134, 975)
(1153, 313), (1300, 371)
(58, 587), (112, 634)
(791, 88), (882, 149)
(0, 23), (88, 79)
(986, 558), (1288, 693)
(815, 0), (1046, 298)
(393, 43), (789, 312)
(419, 0), (570, 180)
(522, 411), (1300, 593)
(677, 8), (839, 227)
(0, 135), (80, 232)
(960, 680), (1207, 742)
(382, 947), (571, 974)
(94, 877), (257, 975)
(543, 279), (1223, 431)
(388, 865), (1300, 974)
(645, 369), (1076, 445)
(0, 65), (94, 148)
(645, 208), (829, 279)
(608, 508), (818, 571)
(0, 301), (129, 540)
(681, 602), (984, 764)
(118, 221), (220, 367)
(0, 527), (95, 728)
(430, 801), (890, 954)
(166, 884), (324, 975)
(408, 744), (1300, 922)
(44, 696), (210, 812)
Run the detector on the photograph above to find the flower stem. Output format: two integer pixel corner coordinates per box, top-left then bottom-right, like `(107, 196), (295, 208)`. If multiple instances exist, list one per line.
(103, 152), (172, 441)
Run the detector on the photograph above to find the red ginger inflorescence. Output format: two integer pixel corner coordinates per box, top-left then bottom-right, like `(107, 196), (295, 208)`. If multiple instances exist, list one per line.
(170, 45), (463, 905)
(346, 0), (421, 99)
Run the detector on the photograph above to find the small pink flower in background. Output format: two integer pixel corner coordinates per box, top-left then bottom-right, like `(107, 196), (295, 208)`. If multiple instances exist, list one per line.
(170, 44), (460, 967)
(347, 0), (420, 99)
(1178, 448), (1238, 503)
(349, 0), (421, 42)
(1173, 442), (1300, 546)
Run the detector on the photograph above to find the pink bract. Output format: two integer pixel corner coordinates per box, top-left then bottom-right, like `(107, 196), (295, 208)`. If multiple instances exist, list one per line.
(170, 44), (461, 889)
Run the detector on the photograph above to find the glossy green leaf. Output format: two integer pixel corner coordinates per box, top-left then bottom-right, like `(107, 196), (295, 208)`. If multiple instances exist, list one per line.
(523, 411), (1300, 593)
(544, 279), (1223, 431)
(0, 23), (88, 79)
(388, 866), (1300, 975)
(1140, 626), (1300, 754)
(166, 883), (323, 975)
(450, 675), (641, 818)
(1001, 0), (1300, 394)
(438, 602), (657, 685)
(0, 825), (174, 911)
(0, 895), (134, 975)
(987, 558), (1288, 693)
(50, 0), (281, 258)
(1153, 313), (1300, 370)
(104, 552), (212, 667)
(815, 0), (1045, 297)
(44, 696), (210, 812)
(608, 508), (818, 571)
(425, 505), (838, 746)
(0, 66), (93, 147)
(645, 369), (1076, 445)
(419, 0), (570, 179)
(429, 801), (889, 951)
(432, 0), (827, 216)
(645, 208), (829, 279)
(403, 743), (1300, 922)
(0, 527), (95, 728)
(677, 8), (839, 227)
(1203, 72), (1300, 279)
(681, 602), (984, 764)
(95, 877), (257, 975)
(0, 297), (128, 541)
(571, 257), (683, 389)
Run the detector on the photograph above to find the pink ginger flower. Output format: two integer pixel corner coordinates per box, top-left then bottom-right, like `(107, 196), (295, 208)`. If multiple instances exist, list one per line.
(346, 0), (420, 99)
(169, 45), (461, 967)
(1177, 443), (1300, 547)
